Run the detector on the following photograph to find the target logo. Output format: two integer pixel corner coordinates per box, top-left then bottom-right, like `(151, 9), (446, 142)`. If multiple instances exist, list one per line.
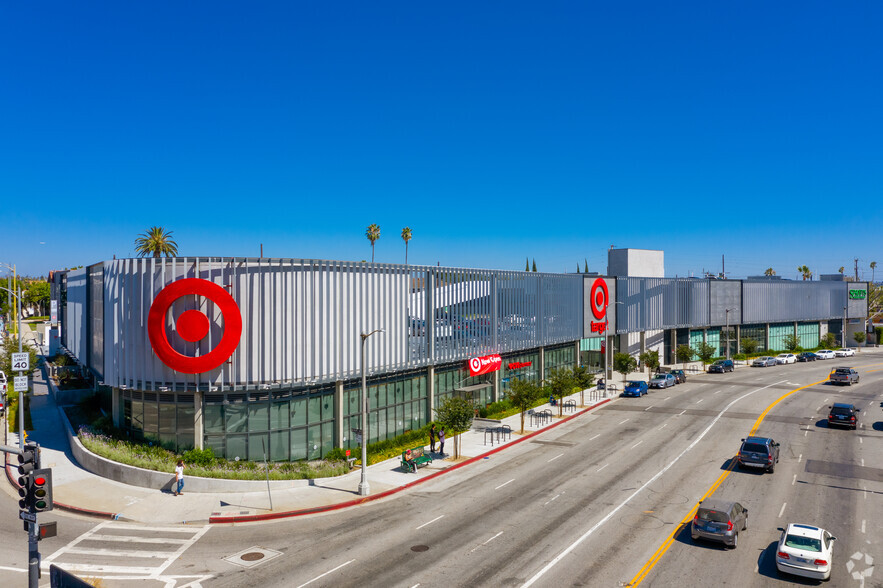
(147, 278), (242, 374)
(469, 357), (482, 373)
(467, 354), (502, 377)
(590, 278), (609, 320)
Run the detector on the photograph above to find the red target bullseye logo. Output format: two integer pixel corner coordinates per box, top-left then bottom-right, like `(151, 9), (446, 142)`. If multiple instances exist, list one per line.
(147, 278), (242, 374)
(590, 278), (609, 320)
(469, 357), (482, 373)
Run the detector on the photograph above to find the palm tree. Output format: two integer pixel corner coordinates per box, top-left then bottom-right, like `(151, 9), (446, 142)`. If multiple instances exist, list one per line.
(797, 265), (812, 281)
(764, 267), (776, 276)
(871, 261), (877, 283)
(401, 227), (412, 265)
(134, 226), (178, 258)
(365, 224), (381, 262)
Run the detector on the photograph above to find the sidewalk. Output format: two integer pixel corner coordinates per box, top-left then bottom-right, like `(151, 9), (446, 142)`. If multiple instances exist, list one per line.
(4, 337), (619, 524)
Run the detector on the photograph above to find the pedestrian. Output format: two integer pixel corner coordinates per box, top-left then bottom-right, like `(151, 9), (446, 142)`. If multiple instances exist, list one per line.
(438, 428), (445, 456)
(429, 424), (437, 452)
(174, 459), (185, 496)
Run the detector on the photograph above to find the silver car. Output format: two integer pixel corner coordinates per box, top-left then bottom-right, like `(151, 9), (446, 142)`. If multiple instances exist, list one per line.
(649, 373), (676, 389)
(752, 356), (777, 367)
(691, 498), (748, 548)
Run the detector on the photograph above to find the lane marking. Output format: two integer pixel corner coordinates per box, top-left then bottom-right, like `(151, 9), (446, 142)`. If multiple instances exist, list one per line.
(695, 399), (704, 404)
(618, 419), (630, 425)
(659, 423), (667, 430)
(779, 503), (787, 518)
(596, 464), (609, 472)
(589, 434), (601, 441)
(644, 406), (654, 411)
(791, 474), (797, 486)
(524, 380), (788, 588)
(859, 437), (863, 444)
(469, 531), (504, 553)
(861, 458), (864, 467)
(544, 494), (561, 506)
(798, 454), (802, 463)
(495, 479), (515, 490)
(548, 453), (564, 463)
(861, 520), (866, 534)
(677, 410), (686, 416)
(297, 560), (355, 588)
(415, 515), (444, 530)
(713, 390), (720, 395)
(631, 440), (643, 449)
(664, 397), (671, 401)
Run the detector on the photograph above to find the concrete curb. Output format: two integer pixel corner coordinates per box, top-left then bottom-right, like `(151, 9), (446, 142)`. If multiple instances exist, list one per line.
(209, 397), (612, 524)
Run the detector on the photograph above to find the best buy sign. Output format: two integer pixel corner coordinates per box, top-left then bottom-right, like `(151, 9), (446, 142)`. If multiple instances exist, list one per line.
(848, 289), (866, 300)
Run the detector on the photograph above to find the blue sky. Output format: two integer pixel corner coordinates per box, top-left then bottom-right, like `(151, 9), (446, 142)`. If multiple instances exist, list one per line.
(1, 2), (880, 280)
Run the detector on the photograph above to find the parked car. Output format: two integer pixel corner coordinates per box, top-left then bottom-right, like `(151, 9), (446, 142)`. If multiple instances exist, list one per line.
(829, 367), (859, 386)
(827, 402), (860, 429)
(775, 353), (796, 364)
(670, 369), (687, 383)
(815, 349), (836, 360)
(737, 436), (780, 473)
(776, 523), (835, 581)
(796, 352), (817, 362)
(691, 499), (748, 549)
(834, 347), (855, 357)
(649, 373), (677, 389)
(752, 356), (777, 367)
(708, 359), (734, 373)
(623, 380), (649, 397)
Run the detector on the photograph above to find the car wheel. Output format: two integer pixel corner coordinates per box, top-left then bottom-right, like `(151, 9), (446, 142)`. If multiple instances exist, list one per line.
(768, 463), (775, 474)
(742, 518), (747, 531)
(730, 533), (738, 549)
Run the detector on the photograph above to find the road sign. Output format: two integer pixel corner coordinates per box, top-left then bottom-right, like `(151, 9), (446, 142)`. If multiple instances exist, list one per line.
(19, 511), (36, 523)
(14, 376), (28, 392)
(11, 352), (29, 372)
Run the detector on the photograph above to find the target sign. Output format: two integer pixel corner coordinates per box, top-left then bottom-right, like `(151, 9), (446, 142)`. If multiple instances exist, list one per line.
(147, 278), (242, 374)
(590, 278), (609, 320)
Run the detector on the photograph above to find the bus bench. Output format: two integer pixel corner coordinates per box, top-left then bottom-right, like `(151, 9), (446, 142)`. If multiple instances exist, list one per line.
(401, 447), (433, 473)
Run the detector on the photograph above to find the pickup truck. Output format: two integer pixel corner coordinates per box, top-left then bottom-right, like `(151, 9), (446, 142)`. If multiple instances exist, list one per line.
(830, 367), (859, 386)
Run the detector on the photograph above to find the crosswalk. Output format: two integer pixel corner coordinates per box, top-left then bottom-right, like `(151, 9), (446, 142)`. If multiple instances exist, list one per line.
(42, 521), (213, 586)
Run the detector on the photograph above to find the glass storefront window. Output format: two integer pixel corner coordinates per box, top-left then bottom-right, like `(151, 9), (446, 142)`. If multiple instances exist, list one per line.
(227, 435), (247, 460)
(248, 403), (269, 432)
(225, 404), (247, 433)
(291, 397), (307, 427)
(270, 401), (289, 430)
(205, 405), (224, 433)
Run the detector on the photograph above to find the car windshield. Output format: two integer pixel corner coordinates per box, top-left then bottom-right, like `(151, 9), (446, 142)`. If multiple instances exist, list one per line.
(742, 443), (768, 453)
(627, 381), (642, 386)
(830, 407), (852, 416)
(784, 534), (822, 552)
(696, 508), (729, 523)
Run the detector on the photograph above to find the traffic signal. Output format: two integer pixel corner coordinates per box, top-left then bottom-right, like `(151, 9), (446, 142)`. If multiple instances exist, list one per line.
(31, 468), (53, 512)
(17, 443), (38, 512)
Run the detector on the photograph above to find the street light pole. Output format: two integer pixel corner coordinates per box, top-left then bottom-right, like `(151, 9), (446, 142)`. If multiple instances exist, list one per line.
(359, 328), (384, 497)
(843, 305), (848, 348)
(725, 309), (731, 361)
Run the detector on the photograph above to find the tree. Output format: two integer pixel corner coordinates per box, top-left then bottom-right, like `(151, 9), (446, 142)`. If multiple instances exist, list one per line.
(24, 281), (50, 316)
(365, 224), (381, 262)
(584, 259), (589, 273)
(676, 344), (695, 367)
(135, 226), (178, 258)
(797, 265), (812, 281)
(695, 341), (716, 371)
(819, 332), (837, 349)
(572, 365), (596, 406)
(532, 259), (538, 272)
(740, 337), (759, 355)
(525, 258), (530, 271)
(576, 264), (580, 273)
(764, 267), (776, 277)
(434, 395), (474, 459)
(782, 334), (801, 351)
(401, 227), (412, 265)
(1, 337), (38, 378)
(546, 368), (575, 417)
(613, 352), (637, 383)
(871, 261), (877, 283)
(852, 331), (866, 349)
(639, 349), (660, 377)
(507, 378), (542, 434)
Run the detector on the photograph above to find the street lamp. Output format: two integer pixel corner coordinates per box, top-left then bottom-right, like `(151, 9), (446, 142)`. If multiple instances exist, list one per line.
(725, 308), (731, 361)
(358, 328), (384, 496)
(843, 305), (848, 348)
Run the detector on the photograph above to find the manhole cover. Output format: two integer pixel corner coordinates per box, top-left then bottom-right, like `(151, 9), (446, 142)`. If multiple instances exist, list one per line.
(411, 545), (430, 552)
(241, 552), (265, 562)
(223, 546), (283, 568)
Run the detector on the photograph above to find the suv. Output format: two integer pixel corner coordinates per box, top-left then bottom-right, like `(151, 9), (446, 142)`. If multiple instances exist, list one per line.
(708, 359), (734, 373)
(691, 499), (748, 548)
(829, 367), (859, 386)
(738, 436), (780, 473)
(670, 369), (687, 383)
(827, 403), (860, 429)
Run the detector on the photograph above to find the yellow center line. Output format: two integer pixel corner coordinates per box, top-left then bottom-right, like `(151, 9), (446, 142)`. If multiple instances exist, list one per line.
(627, 375), (830, 587)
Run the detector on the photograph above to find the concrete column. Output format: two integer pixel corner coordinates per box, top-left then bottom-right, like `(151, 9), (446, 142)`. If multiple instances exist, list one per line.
(735, 325), (741, 354)
(574, 340), (581, 368)
(765, 324), (770, 351)
(670, 330), (677, 365)
(427, 365), (435, 423)
(193, 391), (204, 450)
(334, 380), (344, 447)
(640, 331), (646, 354)
(112, 387), (120, 428)
(493, 366), (501, 403)
(703, 328), (708, 344)
(538, 346), (545, 384)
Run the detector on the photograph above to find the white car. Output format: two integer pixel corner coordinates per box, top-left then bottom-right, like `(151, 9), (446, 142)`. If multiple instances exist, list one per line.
(775, 353), (796, 364)
(776, 523), (835, 581)
(815, 349), (836, 360)
(834, 348), (855, 357)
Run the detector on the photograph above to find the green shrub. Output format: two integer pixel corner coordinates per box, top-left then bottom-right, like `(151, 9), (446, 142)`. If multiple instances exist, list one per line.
(182, 447), (216, 467)
(733, 353), (746, 360)
(323, 447), (348, 461)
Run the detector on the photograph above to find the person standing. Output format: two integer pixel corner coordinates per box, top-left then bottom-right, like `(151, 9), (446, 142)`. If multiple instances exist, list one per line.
(174, 459), (185, 496)
(429, 424), (437, 452)
(438, 428), (445, 456)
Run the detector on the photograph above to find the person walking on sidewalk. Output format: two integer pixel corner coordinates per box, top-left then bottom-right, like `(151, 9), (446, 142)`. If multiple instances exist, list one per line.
(174, 459), (185, 496)
(429, 424), (437, 452)
(438, 428), (445, 456)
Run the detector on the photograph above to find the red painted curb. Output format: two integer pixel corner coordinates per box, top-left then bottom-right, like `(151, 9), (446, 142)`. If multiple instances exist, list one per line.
(209, 397), (612, 524)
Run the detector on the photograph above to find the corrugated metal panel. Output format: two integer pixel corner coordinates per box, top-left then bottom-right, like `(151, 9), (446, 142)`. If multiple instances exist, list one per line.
(617, 277), (708, 333)
(743, 280), (845, 323)
(709, 280), (741, 326)
(65, 268), (88, 361)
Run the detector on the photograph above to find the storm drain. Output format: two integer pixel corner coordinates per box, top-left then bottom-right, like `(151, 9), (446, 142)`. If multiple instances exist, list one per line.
(224, 546), (283, 568)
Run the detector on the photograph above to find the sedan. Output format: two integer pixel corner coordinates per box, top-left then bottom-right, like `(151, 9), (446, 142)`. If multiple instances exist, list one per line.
(776, 523), (835, 581)
(649, 373), (676, 389)
(623, 380), (649, 397)
(796, 352), (817, 362)
(751, 356), (777, 367)
(815, 349), (836, 360)
(834, 347), (855, 357)
(775, 353), (796, 364)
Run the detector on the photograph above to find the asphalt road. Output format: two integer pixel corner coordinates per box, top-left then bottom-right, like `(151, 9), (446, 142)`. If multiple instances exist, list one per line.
(1, 355), (880, 587)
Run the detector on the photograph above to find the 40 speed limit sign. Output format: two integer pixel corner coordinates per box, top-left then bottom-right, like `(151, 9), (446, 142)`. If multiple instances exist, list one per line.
(11, 352), (29, 372)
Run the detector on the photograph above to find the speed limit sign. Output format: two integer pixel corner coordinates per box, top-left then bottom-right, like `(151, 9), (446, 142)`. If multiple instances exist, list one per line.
(11, 352), (29, 372)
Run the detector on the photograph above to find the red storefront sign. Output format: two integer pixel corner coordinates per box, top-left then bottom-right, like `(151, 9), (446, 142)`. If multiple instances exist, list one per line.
(590, 277), (609, 333)
(508, 361), (532, 370)
(468, 354), (502, 377)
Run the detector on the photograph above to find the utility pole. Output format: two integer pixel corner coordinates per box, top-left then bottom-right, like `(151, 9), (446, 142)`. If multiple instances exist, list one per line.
(854, 258), (859, 282)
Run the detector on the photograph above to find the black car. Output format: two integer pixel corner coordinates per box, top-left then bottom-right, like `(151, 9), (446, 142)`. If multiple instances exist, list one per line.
(737, 436), (780, 473)
(827, 403), (860, 430)
(708, 359), (734, 373)
(796, 352), (817, 362)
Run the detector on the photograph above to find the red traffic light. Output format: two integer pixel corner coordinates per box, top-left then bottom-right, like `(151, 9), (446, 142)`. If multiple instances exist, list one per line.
(34, 475), (48, 486)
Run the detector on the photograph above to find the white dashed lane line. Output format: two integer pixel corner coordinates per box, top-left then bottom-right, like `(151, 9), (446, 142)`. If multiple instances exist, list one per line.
(495, 479), (515, 490)
(596, 463), (609, 472)
(415, 515), (444, 530)
(618, 419), (630, 425)
(631, 440), (643, 450)
(589, 434), (601, 441)
(778, 503), (787, 518)
(548, 454), (564, 463)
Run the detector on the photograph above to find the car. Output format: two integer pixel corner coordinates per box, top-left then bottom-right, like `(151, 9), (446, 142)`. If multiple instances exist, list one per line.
(829, 367), (859, 386)
(737, 436), (780, 473)
(776, 523), (835, 581)
(623, 380), (649, 397)
(775, 353), (796, 364)
(815, 349), (836, 360)
(827, 402), (860, 429)
(670, 369), (687, 383)
(649, 373), (676, 389)
(708, 359), (734, 373)
(834, 347), (855, 357)
(751, 356), (777, 367)
(691, 499), (748, 549)
(796, 352), (817, 362)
